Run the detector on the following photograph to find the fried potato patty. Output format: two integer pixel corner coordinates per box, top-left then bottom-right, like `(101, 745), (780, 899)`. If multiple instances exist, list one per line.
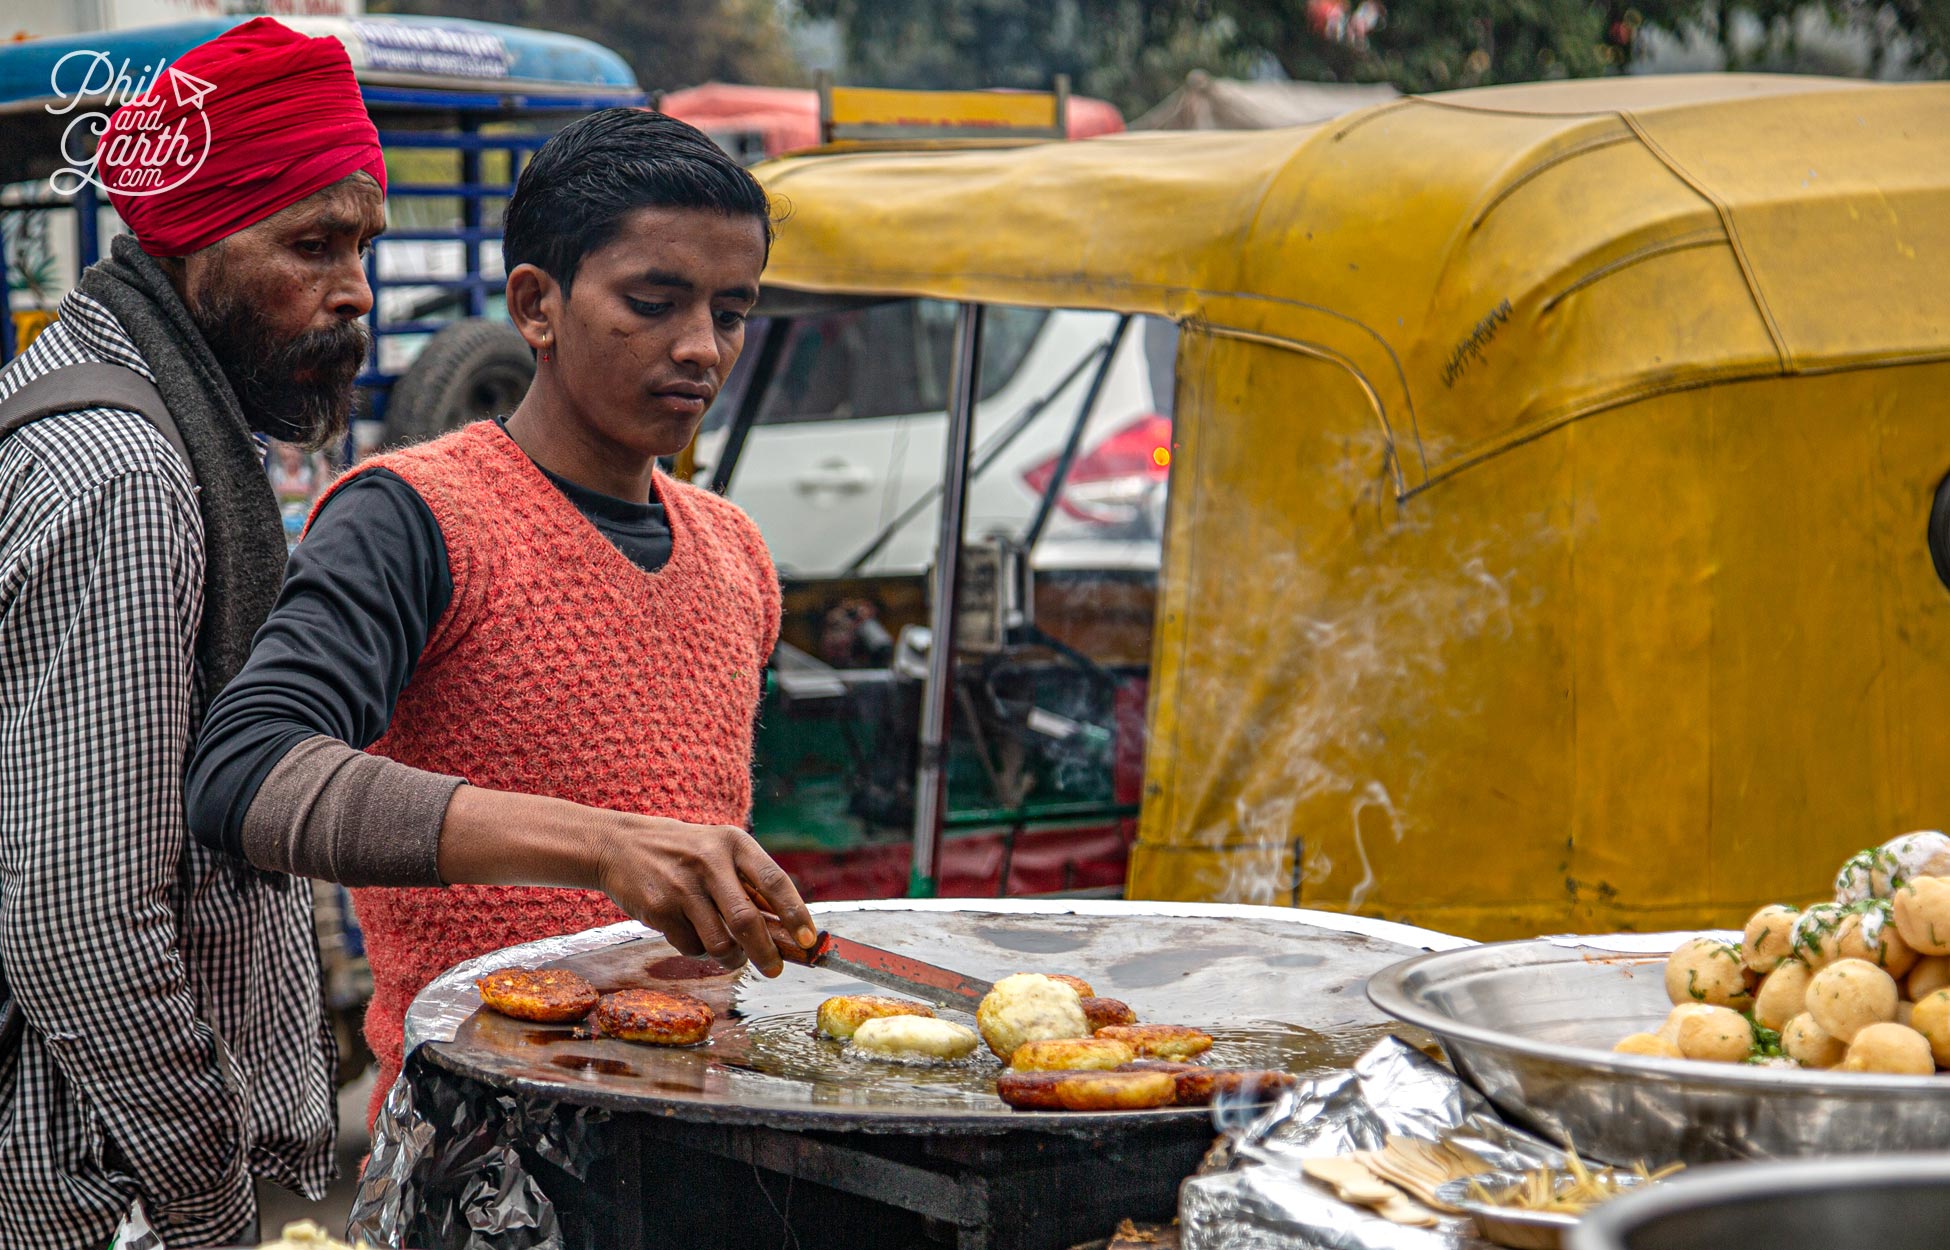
(476, 968), (600, 1023)
(1094, 1023), (1213, 1060)
(815, 995), (935, 1040)
(849, 1015), (980, 1063)
(995, 1068), (1177, 1111)
(1019, 973), (1095, 999)
(1080, 996), (1137, 1031)
(977, 973), (1090, 1061)
(593, 989), (714, 1046)
(1008, 1037), (1137, 1072)
(1119, 1060), (1296, 1106)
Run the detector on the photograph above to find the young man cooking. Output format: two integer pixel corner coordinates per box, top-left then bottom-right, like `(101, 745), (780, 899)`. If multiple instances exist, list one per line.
(186, 108), (816, 1129)
(0, 20), (378, 1246)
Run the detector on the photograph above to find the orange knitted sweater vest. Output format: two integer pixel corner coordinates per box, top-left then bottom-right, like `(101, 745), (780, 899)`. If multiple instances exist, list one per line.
(312, 420), (780, 1126)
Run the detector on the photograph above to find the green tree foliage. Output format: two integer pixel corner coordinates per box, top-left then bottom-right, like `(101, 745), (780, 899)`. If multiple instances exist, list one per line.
(1892, 0), (1950, 70)
(1631, 1), (1950, 76)
(367, 0), (804, 92)
(372, 0), (1948, 107)
(808, 0), (1948, 114)
(1222, 0), (1617, 89)
(804, 0), (1631, 100)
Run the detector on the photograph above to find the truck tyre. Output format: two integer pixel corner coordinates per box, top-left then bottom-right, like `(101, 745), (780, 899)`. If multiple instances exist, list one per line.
(382, 318), (534, 447)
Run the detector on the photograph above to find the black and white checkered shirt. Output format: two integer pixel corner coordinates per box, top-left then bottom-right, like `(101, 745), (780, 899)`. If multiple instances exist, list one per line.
(0, 290), (335, 1249)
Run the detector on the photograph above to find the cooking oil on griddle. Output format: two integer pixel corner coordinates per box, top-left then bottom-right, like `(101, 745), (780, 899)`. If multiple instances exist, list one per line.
(706, 1013), (1391, 1111)
(433, 908), (1428, 1124)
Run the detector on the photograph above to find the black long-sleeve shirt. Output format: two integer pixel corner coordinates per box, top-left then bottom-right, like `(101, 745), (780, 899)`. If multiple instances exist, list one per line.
(186, 439), (671, 876)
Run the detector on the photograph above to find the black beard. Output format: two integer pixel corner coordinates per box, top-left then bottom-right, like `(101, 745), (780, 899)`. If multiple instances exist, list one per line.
(191, 286), (368, 452)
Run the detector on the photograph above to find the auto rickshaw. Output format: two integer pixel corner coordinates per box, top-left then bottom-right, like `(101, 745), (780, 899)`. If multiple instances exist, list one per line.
(718, 73), (1950, 939)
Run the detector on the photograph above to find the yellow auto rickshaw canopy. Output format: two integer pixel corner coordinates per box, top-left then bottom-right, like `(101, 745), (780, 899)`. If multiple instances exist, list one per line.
(757, 73), (1950, 497)
(753, 76), (1950, 937)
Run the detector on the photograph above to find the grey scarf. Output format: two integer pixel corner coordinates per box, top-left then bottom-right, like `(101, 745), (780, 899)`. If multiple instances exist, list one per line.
(78, 235), (288, 705)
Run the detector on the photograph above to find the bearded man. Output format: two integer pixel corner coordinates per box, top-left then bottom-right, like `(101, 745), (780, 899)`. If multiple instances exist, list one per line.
(0, 19), (382, 1247)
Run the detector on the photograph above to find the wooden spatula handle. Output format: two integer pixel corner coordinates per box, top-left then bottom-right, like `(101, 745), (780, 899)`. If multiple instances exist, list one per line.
(764, 915), (827, 965)
(743, 880), (827, 965)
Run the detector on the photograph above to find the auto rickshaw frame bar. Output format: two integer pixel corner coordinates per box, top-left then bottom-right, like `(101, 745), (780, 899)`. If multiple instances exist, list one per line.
(708, 316), (793, 497)
(910, 301), (987, 898)
(1022, 313), (1133, 551)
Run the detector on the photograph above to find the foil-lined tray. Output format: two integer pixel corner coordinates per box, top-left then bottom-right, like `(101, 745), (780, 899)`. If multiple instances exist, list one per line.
(1181, 1037), (1565, 1250)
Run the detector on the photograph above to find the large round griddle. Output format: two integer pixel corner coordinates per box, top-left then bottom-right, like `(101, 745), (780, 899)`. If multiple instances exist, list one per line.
(419, 901), (1445, 1134)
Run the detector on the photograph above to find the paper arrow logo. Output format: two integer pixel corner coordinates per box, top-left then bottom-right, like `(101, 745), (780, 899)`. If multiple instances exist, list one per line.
(167, 67), (215, 110)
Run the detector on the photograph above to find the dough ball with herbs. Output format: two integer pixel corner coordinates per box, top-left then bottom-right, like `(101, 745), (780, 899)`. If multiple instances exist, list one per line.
(1742, 904), (1801, 974)
(1835, 834), (1950, 903)
(1674, 1005), (1754, 1063)
(1835, 901), (1918, 977)
(1908, 989), (1950, 1068)
(1805, 958), (1899, 1043)
(1879, 833), (1950, 892)
(1613, 1032), (1683, 1059)
(1841, 1022), (1935, 1075)
(1894, 877), (1950, 957)
(1909, 956), (1950, 1001)
(1753, 959), (1813, 1032)
(1657, 1003), (1724, 1047)
(1664, 937), (1753, 1010)
(1791, 903), (1850, 968)
(1836, 846), (1900, 903)
(1782, 1012), (1846, 1069)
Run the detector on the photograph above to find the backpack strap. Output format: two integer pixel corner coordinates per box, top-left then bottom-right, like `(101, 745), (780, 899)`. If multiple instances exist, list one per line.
(0, 361), (196, 1058)
(0, 362), (197, 486)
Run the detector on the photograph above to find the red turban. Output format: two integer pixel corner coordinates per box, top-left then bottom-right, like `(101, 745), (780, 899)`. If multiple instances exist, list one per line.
(99, 17), (386, 257)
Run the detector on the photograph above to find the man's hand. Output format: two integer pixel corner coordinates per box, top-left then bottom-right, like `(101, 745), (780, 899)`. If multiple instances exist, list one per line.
(592, 812), (816, 976)
(436, 786), (816, 976)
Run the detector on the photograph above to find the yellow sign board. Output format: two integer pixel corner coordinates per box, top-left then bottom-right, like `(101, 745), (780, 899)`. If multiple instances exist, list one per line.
(819, 80), (1069, 144)
(828, 86), (1060, 130)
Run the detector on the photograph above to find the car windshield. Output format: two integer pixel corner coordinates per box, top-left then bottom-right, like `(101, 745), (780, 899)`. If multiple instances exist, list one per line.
(708, 299), (1048, 431)
(704, 301), (1176, 579)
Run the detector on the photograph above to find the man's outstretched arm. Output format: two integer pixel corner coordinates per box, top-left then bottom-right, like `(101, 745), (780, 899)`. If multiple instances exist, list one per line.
(184, 471), (814, 973)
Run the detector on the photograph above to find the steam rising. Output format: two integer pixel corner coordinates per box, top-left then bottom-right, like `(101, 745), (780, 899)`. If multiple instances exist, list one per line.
(1176, 487), (1540, 914)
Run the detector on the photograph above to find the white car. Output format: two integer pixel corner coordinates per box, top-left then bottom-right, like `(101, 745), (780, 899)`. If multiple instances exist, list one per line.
(695, 300), (1176, 579)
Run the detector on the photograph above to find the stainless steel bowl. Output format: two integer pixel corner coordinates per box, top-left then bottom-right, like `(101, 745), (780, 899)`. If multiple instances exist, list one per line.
(1568, 1154), (1950, 1250)
(1367, 937), (1950, 1163)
